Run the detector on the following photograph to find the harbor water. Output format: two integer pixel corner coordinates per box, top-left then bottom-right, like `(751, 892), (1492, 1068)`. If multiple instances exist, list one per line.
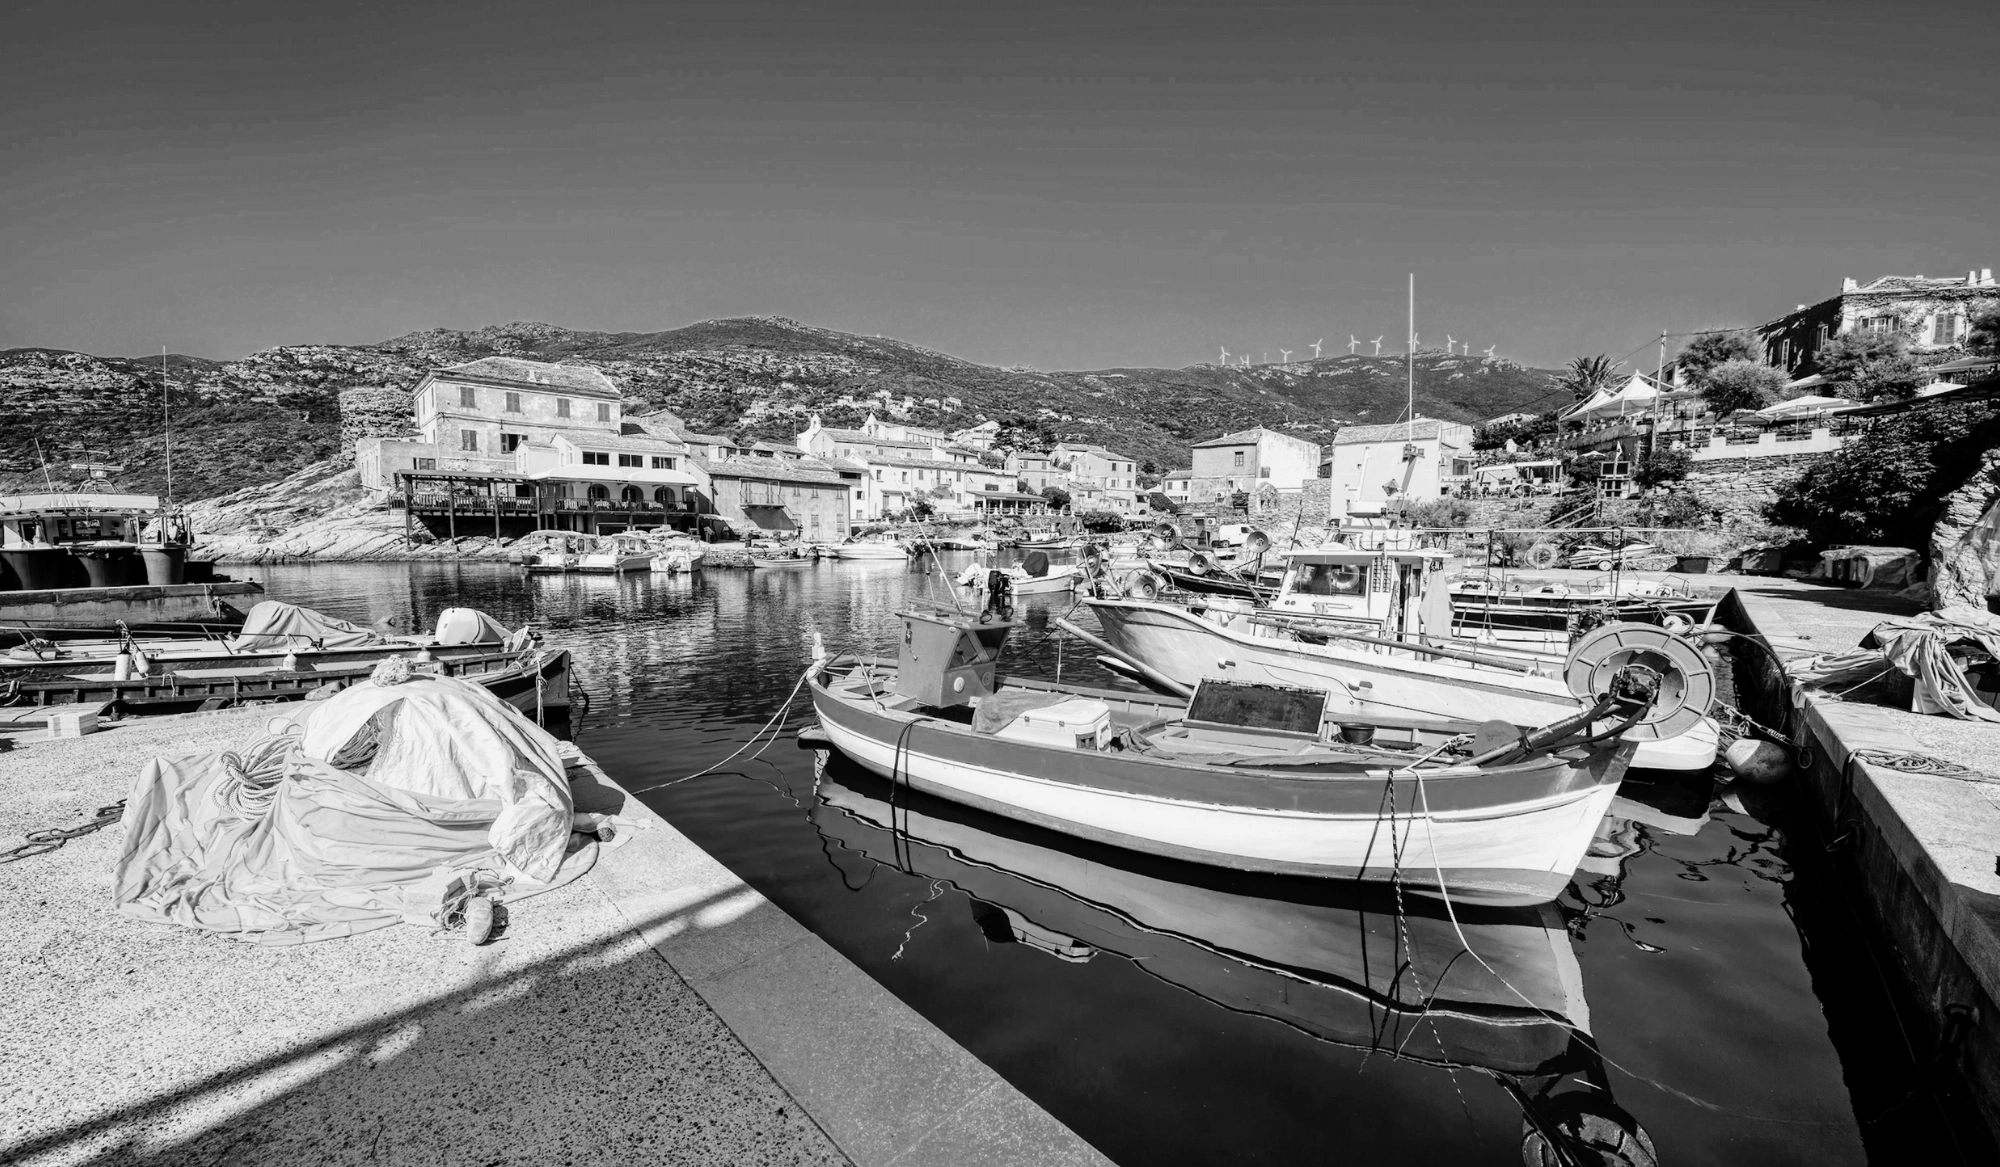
(237, 559), (1979, 1165)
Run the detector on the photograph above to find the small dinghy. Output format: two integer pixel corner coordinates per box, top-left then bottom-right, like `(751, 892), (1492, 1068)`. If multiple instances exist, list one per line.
(807, 604), (1713, 906)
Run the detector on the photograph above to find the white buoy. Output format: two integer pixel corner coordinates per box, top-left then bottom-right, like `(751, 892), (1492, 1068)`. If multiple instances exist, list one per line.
(113, 650), (132, 681)
(1725, 738), (1792, 784)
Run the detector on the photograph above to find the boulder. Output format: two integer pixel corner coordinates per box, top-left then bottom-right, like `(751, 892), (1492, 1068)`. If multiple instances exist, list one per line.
(1927, 448), (2000, 611)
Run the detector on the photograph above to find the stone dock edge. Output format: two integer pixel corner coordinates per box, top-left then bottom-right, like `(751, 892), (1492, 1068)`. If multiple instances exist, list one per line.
(1718, 588), (2000, 1146)
(567, 748), (1113, 1167)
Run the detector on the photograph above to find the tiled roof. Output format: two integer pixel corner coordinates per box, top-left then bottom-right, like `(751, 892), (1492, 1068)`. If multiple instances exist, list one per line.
(437, 357), (619, 396)
(690, 456), (849, 486)
(679, 432), (737, 446)
(1161, 468), (1193, 481)
(864, 454), (1011, 472)
(1333, 420), (1452, 444)
(1057, 444), (1131, 461)
(1192, 428), (1266, 448)
(557, 432), (687, 453)
(819, 429), (933, 449)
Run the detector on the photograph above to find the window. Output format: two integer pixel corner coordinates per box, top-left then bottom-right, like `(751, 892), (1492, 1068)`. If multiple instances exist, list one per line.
(1933, 314), (1963, 345)
(620, 486), (643, 504)
(1259, 468), (1271, 478)
(459, 429), (479, 451)
(654, 487), (674, 504)
(651, 456), (675, 469)
(1297, 564), (1366, 597)
(1233, 451), (1245, 468)
(458, 386), (476, 408)
(618, 454), (642, 468)
(504, 392), (522, 413)
(582, 451), (610, 466)
(500, 433), (525, 453)
(587, 484), (609, 501)
(557, 398), (571, 418)
(596, 402), (611, 423)
(413, 457), (437, 471)
(1860, 316), (1897, 335)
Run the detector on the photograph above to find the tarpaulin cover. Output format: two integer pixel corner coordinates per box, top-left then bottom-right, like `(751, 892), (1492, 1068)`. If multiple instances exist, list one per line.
(226, 600), (387, 652)
(434, 606), (515, 647)
(1788, 608), (2000, 722)
(114, 674), (581, 944)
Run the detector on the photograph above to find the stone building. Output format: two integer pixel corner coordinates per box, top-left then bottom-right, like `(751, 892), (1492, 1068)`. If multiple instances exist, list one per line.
(1325, 419), (1475, 517)
(1188, 428), (1323, 504)
(1756, 268), (1999, 375)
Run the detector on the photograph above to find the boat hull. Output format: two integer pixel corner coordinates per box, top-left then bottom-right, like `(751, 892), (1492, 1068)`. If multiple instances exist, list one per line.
(1087, 598), (1717, 771)
(829, 545), (909, 560)
(810, 674), (1629, 906)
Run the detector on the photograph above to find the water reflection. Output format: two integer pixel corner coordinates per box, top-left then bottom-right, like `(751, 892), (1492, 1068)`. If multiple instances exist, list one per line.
(808, 749), (1656, 1165)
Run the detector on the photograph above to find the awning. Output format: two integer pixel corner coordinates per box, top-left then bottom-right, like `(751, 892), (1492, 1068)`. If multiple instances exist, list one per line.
(528, 464), (700, 486)
(1561, 374), (1661, 422)
(1756, 394), (1850, 419)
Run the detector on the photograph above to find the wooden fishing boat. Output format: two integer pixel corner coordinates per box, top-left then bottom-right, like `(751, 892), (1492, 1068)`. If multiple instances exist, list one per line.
(1084, 546), (1719, 771)
(807, 608), (1712, 905)
(750, 551), (814, 568)
(0, 601), (571, 720)
(827, 538), (909, 561)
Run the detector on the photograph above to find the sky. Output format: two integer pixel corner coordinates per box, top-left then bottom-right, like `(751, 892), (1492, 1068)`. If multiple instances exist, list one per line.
(3, 0), (1997, 372)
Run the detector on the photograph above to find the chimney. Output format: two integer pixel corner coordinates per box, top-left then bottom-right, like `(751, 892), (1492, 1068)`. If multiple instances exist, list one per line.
(1985, 268), (1995, 286)
(1971, 270), (1980, 286)
(1842, 277), (1858, 292)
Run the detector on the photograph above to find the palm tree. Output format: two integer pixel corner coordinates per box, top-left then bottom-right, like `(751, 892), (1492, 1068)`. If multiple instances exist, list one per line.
(1558, 355), (1619, 402)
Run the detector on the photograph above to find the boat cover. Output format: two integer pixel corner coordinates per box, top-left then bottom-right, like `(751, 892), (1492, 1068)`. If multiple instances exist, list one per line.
(226, 600), (386, 652)
(114, 673), (581, 944)
(1788, 609), (2000, 722)
(434, 606), (516, 646)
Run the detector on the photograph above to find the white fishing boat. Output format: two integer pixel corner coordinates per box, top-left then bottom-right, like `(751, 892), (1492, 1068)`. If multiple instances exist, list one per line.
(956, 550), (1080, 597)
(642, 533), (707, 574)
(827, 536), (909, 560)
(575, 533), (653, 573)
(807, 606), (1713, 905)
(1082, 545), (1719, 771)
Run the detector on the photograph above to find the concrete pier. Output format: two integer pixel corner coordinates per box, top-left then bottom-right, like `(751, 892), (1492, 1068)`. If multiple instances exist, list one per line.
(0, 712), (1107, 1166)
(1718, 581), (2000, 1147)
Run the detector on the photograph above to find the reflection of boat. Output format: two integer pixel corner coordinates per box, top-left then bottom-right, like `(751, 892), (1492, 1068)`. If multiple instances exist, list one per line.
(807, 609), (1712, 904)
(1085, 545), (1719, 772)
(812, 758), (1588, 1069)
(806, 753), (1656, 1159)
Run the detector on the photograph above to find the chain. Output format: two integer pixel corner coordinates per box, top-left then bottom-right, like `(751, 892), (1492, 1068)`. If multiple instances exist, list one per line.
(1, 801), (126, 864)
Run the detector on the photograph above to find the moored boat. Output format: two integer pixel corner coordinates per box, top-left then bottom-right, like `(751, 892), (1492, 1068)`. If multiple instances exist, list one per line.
(827, 537), (909, 560)
(806, 605), (1713, 905)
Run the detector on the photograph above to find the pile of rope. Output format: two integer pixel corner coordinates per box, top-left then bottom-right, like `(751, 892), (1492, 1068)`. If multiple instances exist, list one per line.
(1, 801), (126, 864)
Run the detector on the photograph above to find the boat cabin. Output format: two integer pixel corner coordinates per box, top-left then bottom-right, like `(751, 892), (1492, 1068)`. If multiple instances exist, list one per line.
(0, 493), (189, 590)
(1269, 546), (1455, 641)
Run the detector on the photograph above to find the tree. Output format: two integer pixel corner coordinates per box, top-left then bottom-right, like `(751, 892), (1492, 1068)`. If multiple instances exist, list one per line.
(1768, 400), (2000, 543)
(907, 497), (935, 520)
(1966, 308), (2000, 357)
(1817, 330), (1925, 401)
(1677, 331), (1760, 385)
(1633, 446), (1693, 491)
(1039, 485), (1071, 511)
(1557, 355), (1620, 402)
(1699, 360), (1788, 415)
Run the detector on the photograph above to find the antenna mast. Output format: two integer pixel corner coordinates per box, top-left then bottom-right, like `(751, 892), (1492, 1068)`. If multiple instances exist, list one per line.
(163, 346), (174, 505)
(1406, 273), (1415, 439)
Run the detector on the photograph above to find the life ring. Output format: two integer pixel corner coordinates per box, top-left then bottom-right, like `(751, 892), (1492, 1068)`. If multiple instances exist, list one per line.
(1525, 542), (1561, 570)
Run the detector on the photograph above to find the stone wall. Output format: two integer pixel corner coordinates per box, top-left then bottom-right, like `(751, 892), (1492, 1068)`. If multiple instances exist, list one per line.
(337, 386), (415, 457)
(1681, 452), (1828, 525)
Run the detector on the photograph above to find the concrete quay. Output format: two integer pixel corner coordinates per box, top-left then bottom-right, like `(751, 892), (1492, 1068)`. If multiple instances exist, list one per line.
(1716, 581), (2000, 1146)
(0, 712), (1108, 1167)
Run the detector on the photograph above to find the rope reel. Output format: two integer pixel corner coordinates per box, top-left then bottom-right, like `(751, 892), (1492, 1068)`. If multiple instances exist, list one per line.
(1563, 622), (1715, 742)
(1524, 541), (1561, 570)
(1241, 529), (1272, 557)
(1120, 570), (1161, 600)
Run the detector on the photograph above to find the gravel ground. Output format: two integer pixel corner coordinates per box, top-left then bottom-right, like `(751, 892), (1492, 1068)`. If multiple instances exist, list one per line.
(0, 712), (846, 1167)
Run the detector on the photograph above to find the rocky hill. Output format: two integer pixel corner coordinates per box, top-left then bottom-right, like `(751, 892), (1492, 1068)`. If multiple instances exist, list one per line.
(1, 318), (1560, 499)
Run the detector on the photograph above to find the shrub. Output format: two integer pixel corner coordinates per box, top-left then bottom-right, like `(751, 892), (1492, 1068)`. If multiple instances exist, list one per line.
(1767, 400), (2000, 542)
(1404, 498), (1474, 528)
(1077, 509), (1126, 533)
(1699, 360), (1788, 415)
(1969, 308), (2000, 357)
(1678, 331), (1760, 385)
(1639, 490), (1709, 528)
(1039, 485), (1071, 511)
(1632, 447), (1693, 490)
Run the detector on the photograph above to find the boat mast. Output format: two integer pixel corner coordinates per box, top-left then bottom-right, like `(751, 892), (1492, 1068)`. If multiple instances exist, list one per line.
(162, 346), (174, 507)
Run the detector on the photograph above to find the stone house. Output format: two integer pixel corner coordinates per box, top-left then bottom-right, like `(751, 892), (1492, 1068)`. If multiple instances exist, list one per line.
(695, 458), (859, 541)
(1004, 450), (1061, 493)
(1756, 268), (1999, 375)
(1188, 428), (1323, 504)
(1050, 443), (1144, 515)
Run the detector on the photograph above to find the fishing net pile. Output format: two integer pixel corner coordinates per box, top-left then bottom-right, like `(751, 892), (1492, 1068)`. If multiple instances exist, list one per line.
(114, 667), (586, 944)
(1787, 608), (2000, 723)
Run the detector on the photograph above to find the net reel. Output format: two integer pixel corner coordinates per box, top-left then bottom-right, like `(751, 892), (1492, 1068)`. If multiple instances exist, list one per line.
(1562, 622), (1715, 742)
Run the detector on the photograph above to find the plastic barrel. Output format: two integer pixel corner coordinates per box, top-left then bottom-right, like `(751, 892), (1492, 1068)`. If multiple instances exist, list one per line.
(74, 543), (142, 588)
(139, 544), (187, 585)
(1, 545), (83, 590)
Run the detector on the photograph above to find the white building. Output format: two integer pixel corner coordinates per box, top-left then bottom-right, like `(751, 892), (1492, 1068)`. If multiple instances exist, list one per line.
(1325, 419), (1475, 517)
(1050, 443), (1146, 516)
(1188, 427), (1322, 504)
(1160, 469), (1193, 506)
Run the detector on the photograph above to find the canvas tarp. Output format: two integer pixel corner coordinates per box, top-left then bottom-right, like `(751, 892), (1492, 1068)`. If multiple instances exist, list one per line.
(115, 674), (584, 944)
(1788, 609), (2000, 722)
(227, 600), (387, 652)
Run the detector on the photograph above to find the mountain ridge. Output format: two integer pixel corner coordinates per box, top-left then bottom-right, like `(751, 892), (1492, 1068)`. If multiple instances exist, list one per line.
(1, 316), (1560, 499)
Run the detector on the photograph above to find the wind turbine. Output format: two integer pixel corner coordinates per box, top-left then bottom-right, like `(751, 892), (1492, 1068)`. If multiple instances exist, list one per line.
(1410, 332), (1420, 352)
(1348, 336), (1359, 355)
(1310, 339), (1323, 359)
(1218, 345), (1229, 364)
(1483, 344), (1496, 359)
(1370, 336), (1383, 356)
(1279, 349), (1292, 364)
(1445, 335), (1454, 354)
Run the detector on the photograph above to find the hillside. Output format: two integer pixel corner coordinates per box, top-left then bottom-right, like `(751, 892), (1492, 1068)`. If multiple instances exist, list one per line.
(1, 318), (1559, 500)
